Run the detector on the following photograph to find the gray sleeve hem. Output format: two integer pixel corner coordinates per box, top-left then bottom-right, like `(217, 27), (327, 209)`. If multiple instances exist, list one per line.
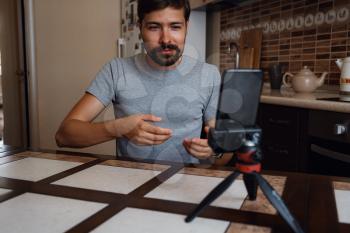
(85, 89), (110, 107)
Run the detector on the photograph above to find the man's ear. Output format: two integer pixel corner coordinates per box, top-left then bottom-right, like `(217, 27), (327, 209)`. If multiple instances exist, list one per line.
(185, 20), (189, 33)
(138, 21), (143, 39)
(137, 20), (142, 30)
(184, 21), (189, 38)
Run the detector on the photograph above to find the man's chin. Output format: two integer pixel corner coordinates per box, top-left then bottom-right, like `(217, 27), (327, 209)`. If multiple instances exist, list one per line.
(154, 56), (180, 67)
(164, 58), (180, 66)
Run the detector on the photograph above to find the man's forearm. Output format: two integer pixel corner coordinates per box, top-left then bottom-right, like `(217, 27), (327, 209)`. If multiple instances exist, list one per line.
(55, 119), (118, 148)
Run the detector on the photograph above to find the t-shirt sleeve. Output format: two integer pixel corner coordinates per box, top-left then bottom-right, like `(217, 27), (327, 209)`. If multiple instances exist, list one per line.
(204, 65), (221, 123)
(86, 60), (117, 107)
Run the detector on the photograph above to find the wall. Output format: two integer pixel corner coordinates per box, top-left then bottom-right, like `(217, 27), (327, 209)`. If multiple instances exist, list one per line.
(220, 0), (350, 85)
(206, 11), (221, 68)
(32, 0), (120, 155)
(184, 11), (207, 61)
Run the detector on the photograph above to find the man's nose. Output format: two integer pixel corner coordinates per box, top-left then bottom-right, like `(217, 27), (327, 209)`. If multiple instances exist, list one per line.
(160, 29), (171, 44)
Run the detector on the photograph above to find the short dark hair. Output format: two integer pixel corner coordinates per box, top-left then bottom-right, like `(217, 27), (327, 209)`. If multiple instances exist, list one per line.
(137, 0), (191, 23)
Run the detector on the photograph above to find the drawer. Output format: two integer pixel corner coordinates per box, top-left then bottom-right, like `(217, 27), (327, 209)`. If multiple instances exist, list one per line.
(308, 110), (350, 143)
(257, 104), (309, 172)
(262, 133), (298, 147)
(258, 104), (299, 141)
(261, 143), (298, 171)
(259, 104), (298, 128)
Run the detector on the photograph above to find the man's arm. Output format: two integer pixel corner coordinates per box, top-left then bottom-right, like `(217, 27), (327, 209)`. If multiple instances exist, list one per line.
(55, 93), (172, 148)
(55, 93), (118, 148)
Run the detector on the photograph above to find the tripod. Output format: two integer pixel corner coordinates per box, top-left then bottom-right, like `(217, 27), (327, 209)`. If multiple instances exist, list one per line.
(185, 128), (304, 233)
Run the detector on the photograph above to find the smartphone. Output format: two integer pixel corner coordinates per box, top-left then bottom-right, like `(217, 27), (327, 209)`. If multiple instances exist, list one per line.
(215, 69), (263, 130)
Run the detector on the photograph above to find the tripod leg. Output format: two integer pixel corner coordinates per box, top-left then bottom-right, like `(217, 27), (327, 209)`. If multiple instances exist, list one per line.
(253, 172), (304, 233)
(243, 173), (258, 200)
(185, 171), (240, 222)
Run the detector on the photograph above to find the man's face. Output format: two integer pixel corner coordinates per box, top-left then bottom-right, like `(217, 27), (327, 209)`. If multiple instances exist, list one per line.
(140, 7), (187, 67)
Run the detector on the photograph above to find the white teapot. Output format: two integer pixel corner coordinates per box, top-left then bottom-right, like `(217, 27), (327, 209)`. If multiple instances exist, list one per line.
(335, 57), (350, 95)
(282, 66), (328, 93)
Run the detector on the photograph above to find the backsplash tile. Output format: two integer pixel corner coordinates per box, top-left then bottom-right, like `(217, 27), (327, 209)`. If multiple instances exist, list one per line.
(220, 0), (350, 85)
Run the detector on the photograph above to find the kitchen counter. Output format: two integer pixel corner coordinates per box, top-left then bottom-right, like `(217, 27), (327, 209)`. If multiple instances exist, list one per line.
(260, 84), (350, 113)
(0, 150), (349, 232)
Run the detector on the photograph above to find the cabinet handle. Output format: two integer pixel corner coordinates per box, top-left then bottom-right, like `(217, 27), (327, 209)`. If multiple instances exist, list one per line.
(268, 118), (291, 126)
(311, 144), (350, 164)
(267, 146), (289, 155)
(334, 124), (347, 135)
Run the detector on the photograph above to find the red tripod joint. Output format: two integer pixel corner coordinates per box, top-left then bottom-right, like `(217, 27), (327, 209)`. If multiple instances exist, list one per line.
(235, 163), (261, 173)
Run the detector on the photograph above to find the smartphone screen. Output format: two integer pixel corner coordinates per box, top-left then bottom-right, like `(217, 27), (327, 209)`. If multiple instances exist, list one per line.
(215, 69), (263, 130)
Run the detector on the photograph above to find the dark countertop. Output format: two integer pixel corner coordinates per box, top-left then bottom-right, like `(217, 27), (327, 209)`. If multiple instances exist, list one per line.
(261, 84), (350, 113)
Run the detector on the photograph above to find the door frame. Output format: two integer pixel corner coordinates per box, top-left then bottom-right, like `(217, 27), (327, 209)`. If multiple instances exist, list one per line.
(23, 0), (39, 149)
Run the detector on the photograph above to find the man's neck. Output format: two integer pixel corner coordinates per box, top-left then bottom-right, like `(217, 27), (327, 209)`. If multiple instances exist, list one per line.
(145, 55), (183, 71)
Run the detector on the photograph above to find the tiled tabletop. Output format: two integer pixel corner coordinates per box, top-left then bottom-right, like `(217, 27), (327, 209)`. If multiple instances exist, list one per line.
(145, 173), (248, 209)
(0, 187), (11, 195)
(0, 150), (348, 233)
(0, 193), (106, 233)
(53, 165), (163, 194)
(0, 157), (82, 181)
(92, 207), (230, 233)
(334, 181), (350, 224)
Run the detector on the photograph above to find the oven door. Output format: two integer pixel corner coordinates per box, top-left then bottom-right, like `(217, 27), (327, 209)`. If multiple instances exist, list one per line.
(308, 137), (350, 177)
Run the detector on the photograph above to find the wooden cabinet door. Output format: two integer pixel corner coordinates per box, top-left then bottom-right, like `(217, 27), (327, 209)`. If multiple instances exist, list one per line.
(190, 0), (216, 9)
(257, 104), (308, 172)
(0, 0), (27, 147)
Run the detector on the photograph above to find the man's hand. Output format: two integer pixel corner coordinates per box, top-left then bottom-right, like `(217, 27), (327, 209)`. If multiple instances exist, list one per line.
(116, 114), (172, 146)
(183, 126), (214, 159)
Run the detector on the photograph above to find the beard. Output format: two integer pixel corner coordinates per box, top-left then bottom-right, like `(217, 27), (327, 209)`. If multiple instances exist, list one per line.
(148, 43), (182, 67)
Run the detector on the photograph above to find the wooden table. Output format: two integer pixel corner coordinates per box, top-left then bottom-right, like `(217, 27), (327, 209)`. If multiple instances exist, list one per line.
(0, 149), (349, 233)
(0, 144), (22, 156)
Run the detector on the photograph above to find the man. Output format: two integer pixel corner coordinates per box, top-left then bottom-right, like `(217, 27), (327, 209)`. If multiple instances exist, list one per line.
(56, 0), (229, 164)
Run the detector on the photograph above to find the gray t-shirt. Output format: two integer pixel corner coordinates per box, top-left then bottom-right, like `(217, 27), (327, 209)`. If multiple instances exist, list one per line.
(87, 54), (221, 163)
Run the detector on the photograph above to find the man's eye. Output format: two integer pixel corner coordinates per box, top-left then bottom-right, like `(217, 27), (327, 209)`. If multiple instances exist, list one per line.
(171, 26), (182, 30)
(148, 26), (159, 30)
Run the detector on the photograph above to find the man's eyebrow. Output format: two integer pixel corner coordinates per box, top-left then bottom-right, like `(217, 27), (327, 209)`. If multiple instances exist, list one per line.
(145, 21), (162, 25)
(170, 22), (185, 25)
(145, 21), (185, 25)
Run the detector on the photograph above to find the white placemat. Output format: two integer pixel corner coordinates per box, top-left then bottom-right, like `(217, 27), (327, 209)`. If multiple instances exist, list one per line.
(0, 193), (107, 233)
(92, 207), (230, 233)
(0, 188), (11, 195)
(145, 173), (247, 209)
(53, 165), (161, 194)
(0, 157), (81, 181)
(335, 189), (350, 223)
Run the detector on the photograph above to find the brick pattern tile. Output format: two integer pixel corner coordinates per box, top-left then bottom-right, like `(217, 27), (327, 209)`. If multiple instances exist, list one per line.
(220, 0), (350, 85)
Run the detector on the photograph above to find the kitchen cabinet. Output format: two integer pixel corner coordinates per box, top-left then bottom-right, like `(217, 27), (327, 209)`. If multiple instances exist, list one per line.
(308, 110), (350, 143)
(190, 0), (216, 9)
(260, 89), (350, 176)
(257, 103), (309, 172)
(307, 110), (350, 177)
